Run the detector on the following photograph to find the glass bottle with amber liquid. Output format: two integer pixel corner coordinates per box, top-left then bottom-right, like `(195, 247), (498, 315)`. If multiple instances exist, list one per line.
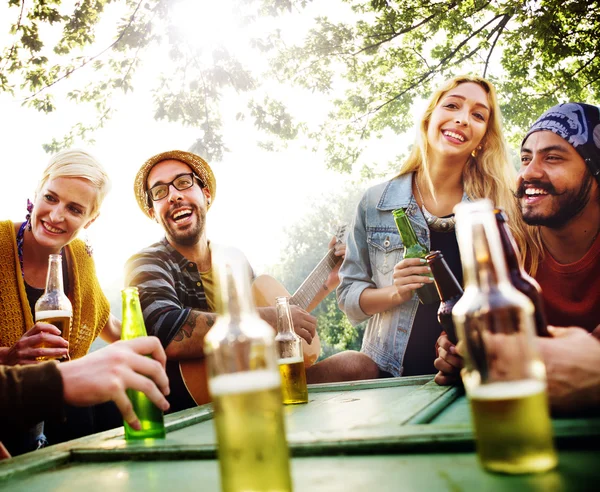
(35, 254), (72, 361)
(452, 199), (557, 475)
(275, 296), (309, 405)
(205, 245), (292, 492)
(392, 208), (439, 304)
(494, 209), (549, 337)
(426, 251), (463, 344)
(121, 286), (166, 440)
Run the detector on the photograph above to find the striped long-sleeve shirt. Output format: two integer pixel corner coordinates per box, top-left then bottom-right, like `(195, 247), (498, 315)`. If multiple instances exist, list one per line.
(124, 238), (211, 348)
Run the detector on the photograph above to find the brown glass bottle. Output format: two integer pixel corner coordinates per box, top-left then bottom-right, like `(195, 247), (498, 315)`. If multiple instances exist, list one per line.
(426, 251), (463, 344)
(494, 209), (549, 337)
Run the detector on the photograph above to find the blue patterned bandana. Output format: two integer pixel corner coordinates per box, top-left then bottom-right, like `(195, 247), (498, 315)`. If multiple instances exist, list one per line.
(523, 102), (600, 184)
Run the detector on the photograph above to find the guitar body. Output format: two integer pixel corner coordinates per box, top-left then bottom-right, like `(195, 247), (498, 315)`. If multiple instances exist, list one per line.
(251, 274), (321, 366)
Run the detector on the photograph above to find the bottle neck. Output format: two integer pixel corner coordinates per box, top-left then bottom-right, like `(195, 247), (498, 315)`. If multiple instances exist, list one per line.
(429, 255), (463, 301)
(45, 254), (64, 293)
(393, 213), (420, 248)
(459, 218), (511, 292)
(275, 297), (294, 335)
(496, 218), (522, 272)
(121, 287), (148, 339)
(214, 247), (257, 322)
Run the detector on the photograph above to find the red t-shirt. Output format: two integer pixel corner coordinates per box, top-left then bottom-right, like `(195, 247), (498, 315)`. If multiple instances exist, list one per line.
(535, 233), (600, 332)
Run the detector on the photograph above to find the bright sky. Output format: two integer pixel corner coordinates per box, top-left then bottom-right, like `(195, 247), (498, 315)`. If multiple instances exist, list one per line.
(0, 1), (401, 303)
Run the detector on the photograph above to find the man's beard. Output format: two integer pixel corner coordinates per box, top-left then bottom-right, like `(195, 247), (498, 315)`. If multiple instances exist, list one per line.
(163, 205), (206, 246)
(515, 173), (593, 228)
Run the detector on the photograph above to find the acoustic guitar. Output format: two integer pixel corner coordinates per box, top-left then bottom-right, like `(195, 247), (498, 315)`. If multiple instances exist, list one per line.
(179, 225), (348, 406)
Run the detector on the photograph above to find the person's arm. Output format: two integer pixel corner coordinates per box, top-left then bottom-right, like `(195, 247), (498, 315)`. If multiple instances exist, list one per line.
(538, 326), (600, 413)
(337, 196), (433, 322)
(0, 361), (65, 428)
(99, 313), (122, 343)
(125, 250), (216, 360)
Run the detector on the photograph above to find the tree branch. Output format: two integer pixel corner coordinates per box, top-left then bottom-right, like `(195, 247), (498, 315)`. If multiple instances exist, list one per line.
(21, 0), (147, 103)
(483, 14), (510, 78)
(0, 0), (27, 73)
(364, 13), (507, 117)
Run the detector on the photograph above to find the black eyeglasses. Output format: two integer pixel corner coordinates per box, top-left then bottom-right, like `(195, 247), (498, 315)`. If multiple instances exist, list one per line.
(147, 173), (204, 202)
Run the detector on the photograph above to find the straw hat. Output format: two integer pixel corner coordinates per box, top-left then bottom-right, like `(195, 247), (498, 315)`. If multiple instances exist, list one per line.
(134, 150), (217, 218)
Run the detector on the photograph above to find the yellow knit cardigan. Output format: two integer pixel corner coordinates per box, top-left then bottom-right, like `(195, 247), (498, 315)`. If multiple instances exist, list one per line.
(0, 220), (111, 360)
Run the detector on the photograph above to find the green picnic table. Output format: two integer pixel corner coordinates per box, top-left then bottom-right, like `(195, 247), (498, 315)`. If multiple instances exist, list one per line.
(1, 376), (598, 491)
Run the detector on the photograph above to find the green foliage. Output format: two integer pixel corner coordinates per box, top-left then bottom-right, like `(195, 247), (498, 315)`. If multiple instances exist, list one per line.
(256, 0), (600, 170)
(1, 0), (598, 167)
(270, 182), (368, 355)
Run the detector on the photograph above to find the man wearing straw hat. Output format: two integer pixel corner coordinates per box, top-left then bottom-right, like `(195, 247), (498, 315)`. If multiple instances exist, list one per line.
(125, 150), (319, 411)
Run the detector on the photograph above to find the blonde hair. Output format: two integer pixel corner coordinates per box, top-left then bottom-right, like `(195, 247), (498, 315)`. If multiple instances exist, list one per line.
(397, 75), (533, 269)
(36, 149), (111, 217)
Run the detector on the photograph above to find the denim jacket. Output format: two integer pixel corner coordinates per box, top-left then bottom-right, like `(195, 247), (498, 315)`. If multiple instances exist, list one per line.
(337, 173), (469, 376)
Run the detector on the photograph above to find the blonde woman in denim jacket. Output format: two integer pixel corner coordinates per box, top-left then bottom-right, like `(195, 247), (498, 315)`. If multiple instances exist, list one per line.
(336, 75), (528, 380)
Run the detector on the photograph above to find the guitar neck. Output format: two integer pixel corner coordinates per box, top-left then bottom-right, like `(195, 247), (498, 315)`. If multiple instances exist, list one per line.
(290, 248), (339, 310)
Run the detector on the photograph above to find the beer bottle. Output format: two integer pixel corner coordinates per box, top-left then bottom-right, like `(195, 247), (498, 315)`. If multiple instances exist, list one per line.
(35, 254), (72, 361)
(121, 287), (166, 440)
(494, 209), (549, 337)
(425, 251), (462, 345)
(204, 245), (292, 492)
(452, 199), (557, 475)
(275, 296), (309, 405)
(392, 208), (439, 304)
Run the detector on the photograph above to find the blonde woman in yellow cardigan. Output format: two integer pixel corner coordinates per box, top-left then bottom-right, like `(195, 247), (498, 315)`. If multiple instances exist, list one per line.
(0, 149), (121, 454)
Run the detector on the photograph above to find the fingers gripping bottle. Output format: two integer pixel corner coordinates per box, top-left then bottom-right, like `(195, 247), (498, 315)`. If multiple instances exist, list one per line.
(392, 208), (439, 304)
(205, 245), (292, 492)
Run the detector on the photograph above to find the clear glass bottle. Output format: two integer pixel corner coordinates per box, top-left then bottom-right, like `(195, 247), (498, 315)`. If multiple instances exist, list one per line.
(275, 296), (309, 405)
(452, 199), (557, 474)
(392, 208), (439, 304)
(205, 245), (292, 492)
(35, 254), (72, 361)
(121, 287), (166, 440)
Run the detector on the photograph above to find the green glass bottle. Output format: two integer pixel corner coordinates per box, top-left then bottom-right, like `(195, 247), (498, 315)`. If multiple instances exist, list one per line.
(392, 208), (439, 304)
(121, 287), (166, 440)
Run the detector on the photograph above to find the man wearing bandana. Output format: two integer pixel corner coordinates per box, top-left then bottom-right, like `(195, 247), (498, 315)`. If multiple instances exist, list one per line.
(435, 103), (600, 412)
(516, 102), (600, 333)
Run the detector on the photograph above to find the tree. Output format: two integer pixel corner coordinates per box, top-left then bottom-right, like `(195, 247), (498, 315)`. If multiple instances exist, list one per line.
(2, 0), (598, 169)
(258, 0), (600, 170)
(269, 182), (367, 356)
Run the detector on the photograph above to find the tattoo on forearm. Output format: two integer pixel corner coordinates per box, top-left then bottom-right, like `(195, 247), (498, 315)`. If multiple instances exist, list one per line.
(173, 310), (215, 343)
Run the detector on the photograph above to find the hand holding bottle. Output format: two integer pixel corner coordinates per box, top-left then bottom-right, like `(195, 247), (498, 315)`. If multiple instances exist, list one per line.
(0, 323), (69, 365)
(392, 258), (434, 304)
(433, 332), (463, 386)
(58, 337), (170, 431)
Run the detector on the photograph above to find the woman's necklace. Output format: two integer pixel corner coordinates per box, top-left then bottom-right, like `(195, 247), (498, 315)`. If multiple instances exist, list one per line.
(414, 177), (456, 233)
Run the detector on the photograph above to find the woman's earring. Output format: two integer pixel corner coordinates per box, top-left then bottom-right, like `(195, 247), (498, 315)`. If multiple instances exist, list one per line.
(26, 199), (34, 232)
(84, 233), (93, 257)
(471, 145), (483, 158)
